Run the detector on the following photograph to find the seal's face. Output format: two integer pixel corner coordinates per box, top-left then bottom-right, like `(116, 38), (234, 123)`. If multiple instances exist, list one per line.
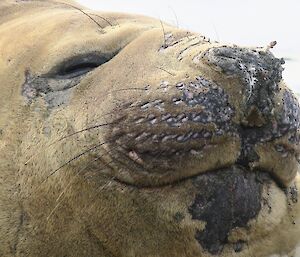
(0, 1), (299, 257)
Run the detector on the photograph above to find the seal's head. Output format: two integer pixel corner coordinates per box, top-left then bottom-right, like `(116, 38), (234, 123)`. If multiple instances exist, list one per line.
(0, 1), (299, 256)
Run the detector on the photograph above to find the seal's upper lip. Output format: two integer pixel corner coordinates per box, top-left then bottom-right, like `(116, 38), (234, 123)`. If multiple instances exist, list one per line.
(106, 135), (240, 187)
(106, 128), (299, 188)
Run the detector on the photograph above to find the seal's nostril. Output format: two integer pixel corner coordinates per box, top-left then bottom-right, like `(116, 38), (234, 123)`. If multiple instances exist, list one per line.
(243, 106), (265, 127)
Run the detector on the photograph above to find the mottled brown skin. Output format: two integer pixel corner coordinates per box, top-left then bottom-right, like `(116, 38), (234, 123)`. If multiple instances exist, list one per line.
(0, 1), (299, 257)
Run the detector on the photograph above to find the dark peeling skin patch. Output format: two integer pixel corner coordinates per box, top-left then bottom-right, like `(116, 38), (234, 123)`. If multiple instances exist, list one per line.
(22, 71), (79, 108)
(188, 166), (266, 255)
(202, 46), (284, 121)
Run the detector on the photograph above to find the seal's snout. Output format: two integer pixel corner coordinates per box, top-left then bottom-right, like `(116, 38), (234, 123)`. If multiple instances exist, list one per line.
(106, 45), (300, 187)
(200, 46), (300, 186)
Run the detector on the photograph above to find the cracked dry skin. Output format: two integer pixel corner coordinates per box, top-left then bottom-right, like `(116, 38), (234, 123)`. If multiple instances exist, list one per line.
(0, 1), (299, 257)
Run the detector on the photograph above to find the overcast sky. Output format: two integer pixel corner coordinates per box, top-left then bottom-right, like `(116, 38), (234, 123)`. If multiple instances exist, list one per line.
(77, 0), (299, 92)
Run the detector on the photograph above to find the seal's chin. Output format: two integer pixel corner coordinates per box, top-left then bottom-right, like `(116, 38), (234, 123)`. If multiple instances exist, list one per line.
(113, 164), (285, 255)
(187, 166), (266, 254)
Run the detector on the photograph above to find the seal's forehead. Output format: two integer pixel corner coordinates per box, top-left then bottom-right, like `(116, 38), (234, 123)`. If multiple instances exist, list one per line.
(0, 0), (160, 28)
(0, 0), (82, 23)
(0, 0), (78, 10)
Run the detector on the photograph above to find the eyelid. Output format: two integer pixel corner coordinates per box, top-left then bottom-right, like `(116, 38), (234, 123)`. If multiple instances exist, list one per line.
(46, 51), (117, 79)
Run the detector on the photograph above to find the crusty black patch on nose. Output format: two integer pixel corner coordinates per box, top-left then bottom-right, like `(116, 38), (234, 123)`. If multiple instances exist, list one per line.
(201, 47), (300, 168)
(202, 46), (284, 120)
(188, 166), (266, 254)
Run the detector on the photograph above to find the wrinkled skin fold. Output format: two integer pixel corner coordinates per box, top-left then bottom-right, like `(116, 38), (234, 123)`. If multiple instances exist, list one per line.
(0, 1), (299, 257)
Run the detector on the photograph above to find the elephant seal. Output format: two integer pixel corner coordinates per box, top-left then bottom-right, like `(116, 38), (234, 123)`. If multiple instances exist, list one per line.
(0, 1), (299, 256)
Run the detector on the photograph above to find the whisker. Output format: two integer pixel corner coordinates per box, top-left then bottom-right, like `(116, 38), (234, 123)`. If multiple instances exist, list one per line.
(58, 84), (151, 140)
(48, 158), (115, 221)
(56, 152), (117, 202)
(160, 19), (167, 48)
(168, 6), (179, 28)
(25, 116), (121, 165)
(89, 13), (115, 27)
(155, 66), (176, 76)
(86, 85), (151, 99)
(75, 177), (116, 218)
(24, 140), (57, 166)
(61, 136), (137, 195)
(24, 105), (127, 164)
(55, 155), (102, 203)
(42, 140), (111, 183)
(46, 198), (63, 221)
(24, 85), (149, 166)
(46, 126), (143, 221)
(212, 23), (220, 42)
(109, 86), (150, 93)
(60, 2), (104, 30)
(58, 121), (116, 141)
(96, 178), (115, 193)
(56, 103), (140, 142)
(29, 141), (111, 198)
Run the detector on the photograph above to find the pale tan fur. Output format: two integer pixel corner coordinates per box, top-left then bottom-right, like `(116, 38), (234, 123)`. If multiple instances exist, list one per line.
(0, 1), (299, 256)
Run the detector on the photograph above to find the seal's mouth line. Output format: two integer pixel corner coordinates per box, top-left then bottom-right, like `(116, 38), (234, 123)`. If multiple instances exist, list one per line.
(110, 164), (282, 190)
(105, 147), (289, 189)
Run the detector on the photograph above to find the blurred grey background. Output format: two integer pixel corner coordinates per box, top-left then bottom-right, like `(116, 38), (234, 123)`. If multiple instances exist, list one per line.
(77, 0), (299, 92)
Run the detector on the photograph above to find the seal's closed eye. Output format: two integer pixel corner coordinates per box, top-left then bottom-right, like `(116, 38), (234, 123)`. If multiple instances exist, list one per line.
(22, 51), (119, 107)
(50, 51), (117, 79)
(59, 61), (100, 78)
